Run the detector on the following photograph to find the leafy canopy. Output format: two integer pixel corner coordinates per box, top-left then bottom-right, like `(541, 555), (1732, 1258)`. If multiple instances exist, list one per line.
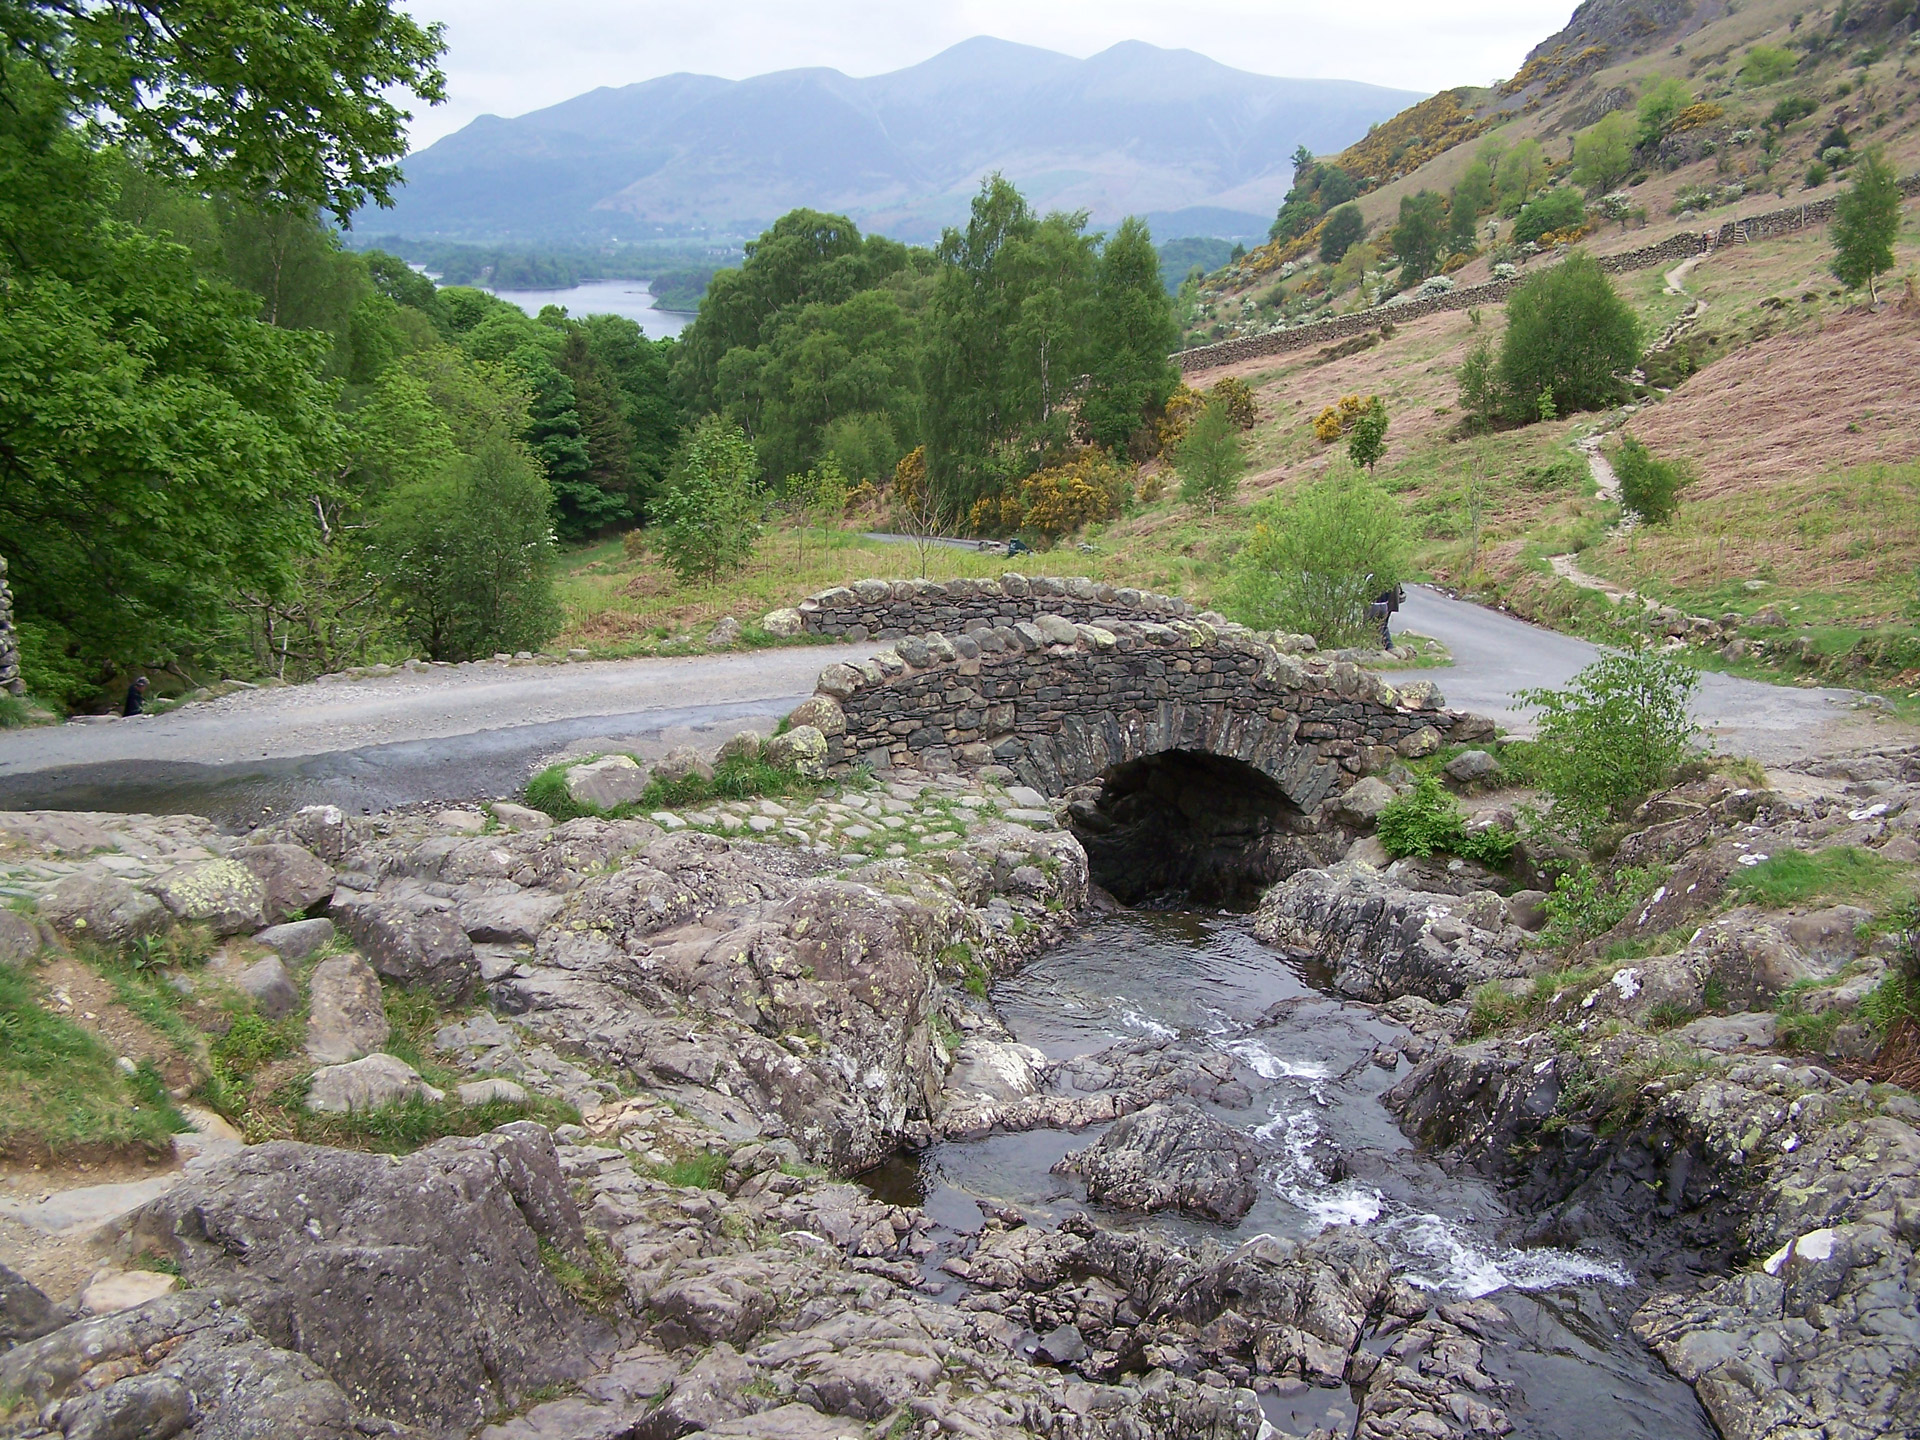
(653, 418), (763, 586)
(1497, 254), (1639, 421)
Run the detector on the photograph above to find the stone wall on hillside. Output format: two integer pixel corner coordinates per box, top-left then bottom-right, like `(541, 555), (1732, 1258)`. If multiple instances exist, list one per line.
(767, 574), (1205, 643)
(793, 612), (1468, 808)
(0, 556), (22, 696)
(1172, 175), (1920, 375)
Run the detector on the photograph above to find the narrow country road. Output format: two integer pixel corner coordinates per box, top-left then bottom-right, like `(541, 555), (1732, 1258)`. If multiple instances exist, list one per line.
(0, 587), (1889, 826)
(1398, 585), (1878, 763)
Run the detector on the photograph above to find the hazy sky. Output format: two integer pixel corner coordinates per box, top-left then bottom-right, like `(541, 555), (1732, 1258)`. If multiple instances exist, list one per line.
(398, 0), (1578, 149)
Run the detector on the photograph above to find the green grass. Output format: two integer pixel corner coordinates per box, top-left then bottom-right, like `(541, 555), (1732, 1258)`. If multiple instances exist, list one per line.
(632, 1148), (730, 1190)
(538, 1233), (629, 1317)
(272, 1088), (580, 1153)
(0, 964), (189, 1152)
(1469, 963), (1616, 1037)
(1727, 847), (1911, 912)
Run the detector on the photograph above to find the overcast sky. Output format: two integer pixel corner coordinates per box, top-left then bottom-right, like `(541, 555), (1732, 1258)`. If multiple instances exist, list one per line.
(398, 0), (1578, 149)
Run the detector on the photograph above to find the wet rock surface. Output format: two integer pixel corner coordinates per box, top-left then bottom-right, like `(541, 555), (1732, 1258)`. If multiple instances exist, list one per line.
(1053, 1102), (1262, 1222)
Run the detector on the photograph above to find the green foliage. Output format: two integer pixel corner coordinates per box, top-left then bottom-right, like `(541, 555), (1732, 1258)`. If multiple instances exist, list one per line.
(526, 751), (828, 821)
(1347, 397), (1389, 472)
(1493, 139), (1549, 215)
(632, 1149), (730, 1189)
(1831, 149), (1902, 299)
(1496, 255), (1641, 422)
(1448, 159), (1493, 252)
(1767, 95), (1819, 130)
(212, 1012), (302, 1071)
(538, 1233), (629, 1315)
(1456, 338), (1500, 433)
(1636, 76), (1696, 149)
(1391, 191), (1447, 281)
(1514, 188), (1587, 245)
(1740, 45), (1799, 87)
(1378, 776), (1516, 865)
(1573, 113), (1637, 193)
(1082, 216), (1181, 453)
(1319, 205), (1366, 265)
(1227, 466), (1408, 645)
(1612, 436), (1691, 524)
(287, 1087), (577, 1153)
(8, 0), (446, 223)
(1271, 161), (1359, 243)
(653, 417), (762, 586)
(1519, 650), (1700, 843)
(370, 435), (561, 661)
(1175, 401), (1245, 516)
(1542, 864), (1664, 947)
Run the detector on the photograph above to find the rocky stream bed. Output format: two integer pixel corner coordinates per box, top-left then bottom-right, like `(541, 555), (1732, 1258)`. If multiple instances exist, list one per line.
(3, 729), (1920, 1440)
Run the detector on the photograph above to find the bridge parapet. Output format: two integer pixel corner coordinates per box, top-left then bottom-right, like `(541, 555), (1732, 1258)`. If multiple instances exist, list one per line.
(763, 573), (1206, 644)
(785, 607), (1482, 810)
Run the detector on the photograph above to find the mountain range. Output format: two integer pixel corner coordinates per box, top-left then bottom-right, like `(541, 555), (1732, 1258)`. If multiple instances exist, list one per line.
(374, 38), (1423, 246)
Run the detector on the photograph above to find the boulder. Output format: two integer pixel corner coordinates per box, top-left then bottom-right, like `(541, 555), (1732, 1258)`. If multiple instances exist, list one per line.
(305, 953), (390, 1063)
(281, 803), (358, 863)
(566, 755), (652, 812)
(1443, 750), (1500, 786)
(1398, 725), (1444, 758)
(0, 907), (40, 965)
(148, 858), (267, 936)
(944, 1039), (1049, 1102)
(254, 916), (336, 960)
(760, 607), (806, 639)
(120, 1125), (600, 1435)
(233, 843), (335, 924)
(236, 955), (299, 1019)
(39, 868), (171, 946)
(80, 1269), (178, 1315)
(784, 695), (846, 737)
(714, 730), (763, 763)
(331, 894), (478, 1002)
(305, 1053), (444, 1112)
(490, 801), (554, 831)
(1055, 1101), (1261, 1223)
(0, 1292), (366, 1440)
(1505, 889), (1550, 932)
(1, 1261), (65, 1348)
(1685, 911), (1826, 1010)
(1330, 776), (1396, 826)
(1397, 680), (1445, 710)
(765, 725), (828, 779)
(457, 1078), (528, 1106)
(1253, 861), (1528, 1003)
(1783, 906), (1873, 961)
(705, 616), (742, 648)
(653, 745), (714, 785)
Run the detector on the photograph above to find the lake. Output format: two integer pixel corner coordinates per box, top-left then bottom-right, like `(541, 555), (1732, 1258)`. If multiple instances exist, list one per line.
(484, 279), (689, 337)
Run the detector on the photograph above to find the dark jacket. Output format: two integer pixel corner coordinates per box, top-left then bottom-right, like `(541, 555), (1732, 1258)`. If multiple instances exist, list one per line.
(122, 684), (146, 717)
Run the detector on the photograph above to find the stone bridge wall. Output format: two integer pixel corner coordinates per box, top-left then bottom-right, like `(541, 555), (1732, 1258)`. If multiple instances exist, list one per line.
(0, 557), (22, 696)
(791, 611), (1472, 810)
(1172, 176), (1920, 375)
(768, 574), (1204, 644)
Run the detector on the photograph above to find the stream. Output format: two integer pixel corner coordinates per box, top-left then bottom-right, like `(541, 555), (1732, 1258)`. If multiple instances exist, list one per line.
(866, 910), (1716, 1440)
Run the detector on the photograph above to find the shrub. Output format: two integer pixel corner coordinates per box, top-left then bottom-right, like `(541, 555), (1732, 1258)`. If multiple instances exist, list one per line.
(1226, 465), (1408, 646)
(1320, 204), (1365, 264)
(1805, 159), (1831, 188)
(1612, 436), (1691, 523)
(1496, 254), (1640, 422)
(1542, 863), (1663, 946)
(1209, 376), (1257, 430)
(1377, 776), (1517, 864)
(1519, 650), (1700, 844)
(1313, 393), (1377, 444)
(1016, 450), (1132, 542)
(1767, 95), (1818, 130)
(1346, 397), (1389, 472)
(1741, 44), (1799, 87)
(652, 417), (762, 586)
(1513, 188), (1587, 245)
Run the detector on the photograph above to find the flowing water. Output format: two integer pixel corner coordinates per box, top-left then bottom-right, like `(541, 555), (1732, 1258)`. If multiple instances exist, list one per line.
(867, 910), (1716, 1439)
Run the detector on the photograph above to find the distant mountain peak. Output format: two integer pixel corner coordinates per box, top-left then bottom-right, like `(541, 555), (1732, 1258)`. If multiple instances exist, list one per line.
(381, 39), (1422, 246)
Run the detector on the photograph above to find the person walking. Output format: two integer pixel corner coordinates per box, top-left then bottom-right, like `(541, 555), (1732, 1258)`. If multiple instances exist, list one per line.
(1370, 584), (1405, 650)
(122, 676), (149, 716)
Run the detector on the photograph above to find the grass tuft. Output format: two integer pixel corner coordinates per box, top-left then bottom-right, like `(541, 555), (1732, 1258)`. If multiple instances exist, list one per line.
(1727, 846), (1912, 912)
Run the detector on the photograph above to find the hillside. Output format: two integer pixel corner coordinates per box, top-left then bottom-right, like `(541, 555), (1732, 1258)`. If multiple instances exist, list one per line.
(375, 38), (1421, 245)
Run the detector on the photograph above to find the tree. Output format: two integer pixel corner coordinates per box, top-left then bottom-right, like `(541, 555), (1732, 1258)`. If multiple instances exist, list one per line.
(1456, 338), (1500, 432)
(1740, 45), (1798, 87)
(652, 418), (762, 586)
(1831, 149), (1902, 302)
(1448, 158), (1494, 251)
(1494, 139), (1549, 214)
(8, 0), (446, 222)
(1175, 402), (1244, 517)
(1636, 77), (1694, 150)
(1319, 205), (1366, 265)
(1082, 217), (1180, 452)
(1573, 112), (1636, 193)
(1226, 467), (1408, 646)
(1612, 436), (1691, 523)
(1392, 192), (1446, 281)
(1347, 397), (1389, 471)
(1497, 254), (1640, 421)
(370, 436), (560, 662)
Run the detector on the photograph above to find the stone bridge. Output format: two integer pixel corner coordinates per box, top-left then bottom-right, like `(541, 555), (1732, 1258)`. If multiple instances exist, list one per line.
(768, 577), (1490, 901)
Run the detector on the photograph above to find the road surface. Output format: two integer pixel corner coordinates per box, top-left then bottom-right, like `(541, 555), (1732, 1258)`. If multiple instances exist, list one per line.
(0, 588), (1888, 826)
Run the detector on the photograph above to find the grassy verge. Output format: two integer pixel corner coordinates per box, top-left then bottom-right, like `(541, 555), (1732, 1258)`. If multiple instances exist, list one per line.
(0, 963), (189, 1153)
(526, 752), (840, 821)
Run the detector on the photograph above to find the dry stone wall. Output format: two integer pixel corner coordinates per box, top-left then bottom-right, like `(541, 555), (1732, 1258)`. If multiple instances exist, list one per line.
(0, 556), (21, 696)
(1172, 177), (1920, 375)
(768, 573), (1202, 643)
(790, 610), (1472, 811)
